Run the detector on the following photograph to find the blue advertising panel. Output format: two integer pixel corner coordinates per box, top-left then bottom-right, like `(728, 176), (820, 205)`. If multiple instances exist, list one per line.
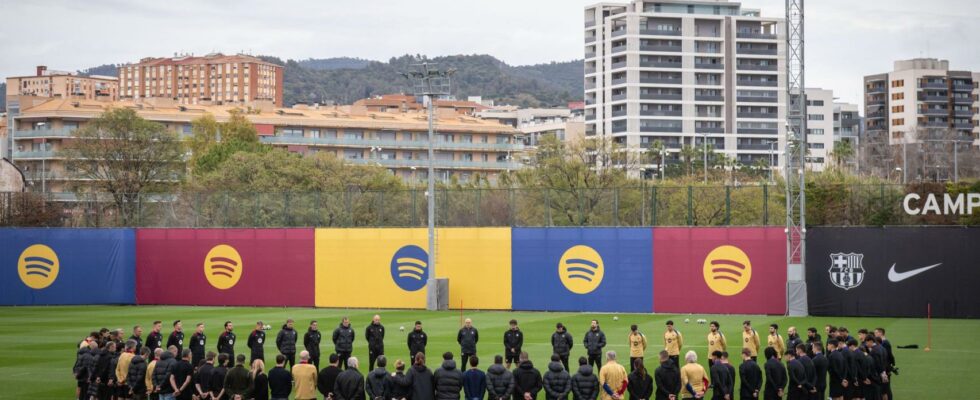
(512, 228), (653, 312)
(0, 228), (135, 305)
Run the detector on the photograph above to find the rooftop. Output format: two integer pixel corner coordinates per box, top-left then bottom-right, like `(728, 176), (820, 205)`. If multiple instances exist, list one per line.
(125, 53), (282, 68)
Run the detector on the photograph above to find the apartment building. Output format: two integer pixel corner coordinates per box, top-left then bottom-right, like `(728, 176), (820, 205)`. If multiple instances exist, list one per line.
(802, 88), (861, 171)
(118, 53), (284, 107)
(9, 98), (522, 195)
(354, 94), (489, 115)
(864, 58), (979, 147)
(477, 106), (585, 146)
(584, 0), (787, 172)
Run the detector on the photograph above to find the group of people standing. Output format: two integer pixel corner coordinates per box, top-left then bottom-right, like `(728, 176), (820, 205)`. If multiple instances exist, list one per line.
(72, 316), (896, 400)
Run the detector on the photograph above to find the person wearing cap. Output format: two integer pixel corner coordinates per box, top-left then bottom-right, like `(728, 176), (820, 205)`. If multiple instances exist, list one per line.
(249, 321), (267, 363)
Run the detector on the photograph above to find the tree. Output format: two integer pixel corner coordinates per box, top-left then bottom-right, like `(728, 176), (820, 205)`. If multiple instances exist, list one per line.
(679, 145), (698, 177)
(191, 110), (269, 175)
(60, 108), (184, 226)
(830, 140), (855, 169)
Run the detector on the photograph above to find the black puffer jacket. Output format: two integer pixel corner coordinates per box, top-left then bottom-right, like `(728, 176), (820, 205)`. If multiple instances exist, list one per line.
(626, 371), (653, 400)
(570, 365), (599, 400)
(366, 367), (389, 400)
(151, 351), (176, 393)
(486, 364), (515, 400)
(335, 367), (366, 400)
(126, 355), (148, 393)
(366, 323), (386, 352)
(407, 364), (435, 400)
(276, 326), (298, 355)
(333, 324), (355, 353)
(552, 331), (574, 357)
(74, 347), (95, 381)
(512, 361), (543, 400)
(434, 360), (465, 400)
(583, 329), (606, 355)
(543, 362), (572, 400)
(387, 371), (412, 400)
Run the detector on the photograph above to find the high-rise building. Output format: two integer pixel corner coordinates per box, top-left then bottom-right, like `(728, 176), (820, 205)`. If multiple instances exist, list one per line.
(864, 58), (979, 147)
(118, 53), (284, 107)
(802, 88), (862, 171)
(584, 0), (787, 174)
(477, 106), (585, 147)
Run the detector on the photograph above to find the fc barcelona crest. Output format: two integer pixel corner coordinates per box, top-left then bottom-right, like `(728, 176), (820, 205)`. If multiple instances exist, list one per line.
(829, 253), (865, 290)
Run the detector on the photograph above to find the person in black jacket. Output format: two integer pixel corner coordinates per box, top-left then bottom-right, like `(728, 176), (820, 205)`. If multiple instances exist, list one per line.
(167, 320), (185, 355)
(721, 352), (736, 398)
(335, 356), (366, 400)
(333, 318), (355, 370)
(504, 320), (524, 369)
(857, 347), (880, 400)
(305, 321), (323, 369)
(794, 345), (816, 399)
(409, 321), (429, 362)
(488, 355), (516, 400)
(763, 347), (786, 400)
(805, 329), (822, 358)
(463, 356), (487, 400)
(583, 321), (606, 371)
(544, 354), (572, 400)
(388, 360), (413, 400)
(627, 359), (653, 400)
(194, 352), (216, 400)
(786, 327), (802, 359)
(407, 353), (436, 400)
(74, 342), (96, 399)
(825, 340), (847, 400)
(250, 359), (270, 400)
(152, 348), (177, 399)
(366, 315), (386, 371)
(126, 347), (149, 400)
(844, 340), (861, 400)
(873, 329), (894, 400)
(512, 352), (543, 400)
(130, 325), (144, 356)
(318, 353), (343, 399)
(147, 321), (164, 356)
(458, 319), (480, 370)
(866, 337), (888, 400)
(277, 319), (299, 369)
(552, 323), (574, 372)
(189, 323), (206, 368)
(785, 351), (808, 400)
(366, 356), (389, 400)
(709, 351), (731, 400)
(93, 341), (117, 400)
(209, 353), (229, 400)
(249, 321), (267, 364)
(171, 349), (194, 399)
(810, 343), (828, 400)
(269, 355), (294, 400)
(572, 356), (600, 400)
(217, 321), (236, 364)
(653, 351), (679, 400)
(739, 348), (762, 400)
(434, 352), (465, 400)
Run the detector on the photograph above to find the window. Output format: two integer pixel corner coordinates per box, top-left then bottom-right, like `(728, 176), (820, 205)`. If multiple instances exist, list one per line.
(807, 143), (825, 149)
(280, 127), (303, 137)
(891, 92), (905, 100)
(891, 79), (905, 88)
(808, 114), (825, 121)
(687, 4), (694, 13)
(891, 105), (905, 113)
(807, 100), (825, 106)
(344, 130), (364, 139)
(806, 128), (825, 135)
(891, 118), (905, 126)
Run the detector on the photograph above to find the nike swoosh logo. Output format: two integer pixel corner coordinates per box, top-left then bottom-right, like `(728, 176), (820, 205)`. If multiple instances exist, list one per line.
(888, 263), (942, 282)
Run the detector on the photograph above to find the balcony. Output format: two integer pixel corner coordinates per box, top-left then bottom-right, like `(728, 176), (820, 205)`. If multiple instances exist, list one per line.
(954, 109), (974, 117)
(694, 47), (722, 54)
(640, 77), (682, 85)
(640, 29), (681, 36)
(737, 79), (778, 87)
(585, 36), (596, 44)
(866, 87), (887, 94)
(641, 109), (682, 117)
(739, 128), (778, 134)
(695, 95), (724, 102)
(640, 125), (683, 133)
(586, 115), (596, 121)
(13, 150), (57, 159)
(611, 93), (627, 101)
(738, 143), (774, 150)
(611, 125), (628, 133)
(920, 108), (948, 116)
(640, 45), (681, 52)
(953, 83), (975, 92)
(346, 158), (523, 170)
(695, 126), (725, 134)
(738, 112), (778, 119)
(13, 128), (77, 138)
(611, 45), (627, 53)
(696, 113), (722, 118)
(585, 52), (597, 59)
(737, 32), (778, 40)
(695, 80), (722, 87)
(737, 63), (778, 71)
(611, 61), (627, 70)
(611, 29), (627, 38)
(259, 135), (525, 152)
(737, 47), (778, 55)
(611, 77), (627, 86)
(694, 63), (724, 70)
(954, 122), (975, 129)
(953, 96), (973, 104)
(920, 121), (948, 128)
(641, 93), (682, 101)
(585, 20), (596, 28)
(918, 81), (947, 89)
(611, 110), (628, 117)
(737, 96), (778, 103)
(918, 94), (948, 102)
(585, 67), (596, 74)
(641, 61), (682, 69)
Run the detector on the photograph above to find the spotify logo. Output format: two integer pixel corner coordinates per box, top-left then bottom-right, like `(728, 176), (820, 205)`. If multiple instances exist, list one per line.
(205, 244), (243, 290)
(559, 245), (604, 294)
(703, 245), (752, 296)
(18, 244), (60, 289)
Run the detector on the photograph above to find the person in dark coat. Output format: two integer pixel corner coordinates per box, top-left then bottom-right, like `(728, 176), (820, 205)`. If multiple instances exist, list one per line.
(366, 315), (386, 371)
(503, 320), (524, 369)
(209, 353), (229, 400)
(843, 340), (861, 400)
(583, 321), (607, 371)
(572, 356), (600, 400)
(627, 359), (653, 400)
(407, 353), (436, 400)
(249, 359), (270, 400)
(652, 352), (679, 400)
(217, 322), (237, 365)
(786, 327), (802, 360)
(794, 345), (817, 399)
(153, 348), (178, 399)
(488, 355), (516, 400)
(785, 351), (809, 400)
(74, 342), (96, 398)
(189, 323), (207, 368)
(318, 353), (343, 399)
(738, 348), (762, 400)
(269, 355), (293, 400)
(409, 321), (429, 362)
(858, 347), (881, 400)
(458, 319), (480, 369)
(388, 360), (413, 400)
(826, 340), (848, 400)
(544, 354), (572, 400)
(305, 321), (323, 369)
(333, 318), (356, 370)
(224, 354), (252, 399)
(248, 321), (267, 364)
(811, 343), (828, 400)
(709, 351), (731, 400)
(512, 352), (543, 400)
(721, 352), (736, 398)
(167, 321), (186, 355)
(463, 355), (488, 400)
(434, 352), (465, 400)
(763, 347), (786, 400)
(552, 323), (575, 372)
(277, 319), (300, 369)
(172, 349), (195, 400)
(92, 341), (117, 400)
(335, 356), (366, 400)
(194, 352), (216, 400)
(805, 328), (822, 358)
(125, 347), (149, 399)
(367, 356), (390, 400)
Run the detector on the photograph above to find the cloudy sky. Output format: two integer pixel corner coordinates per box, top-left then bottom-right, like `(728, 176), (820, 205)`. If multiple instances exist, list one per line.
(1, 0), (978, 104)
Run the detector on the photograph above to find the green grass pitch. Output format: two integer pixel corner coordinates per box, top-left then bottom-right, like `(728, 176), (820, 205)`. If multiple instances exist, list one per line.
(0, 306), (973, 399)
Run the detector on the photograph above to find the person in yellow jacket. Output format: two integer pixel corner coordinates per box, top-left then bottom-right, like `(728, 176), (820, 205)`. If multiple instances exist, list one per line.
(292, 350), (320, 400)
(663, 321), (683, 366)
(706, 321), (727, 368)
(115, 340), (136, 399)
(628, 324), (647, 373)
(598, 350), (628, 400)
(767, 323), (786, 356)
(742, 321), (761, 361)
(679, 351), (707, 399)
(145, 348), (161, 396)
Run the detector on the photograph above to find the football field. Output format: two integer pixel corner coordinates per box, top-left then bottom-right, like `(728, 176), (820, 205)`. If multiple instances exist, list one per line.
(0, 306), (973, 399)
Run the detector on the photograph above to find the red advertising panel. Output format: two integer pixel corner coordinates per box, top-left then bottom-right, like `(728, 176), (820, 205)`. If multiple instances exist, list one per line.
(136, 229), (315, 306)
(653, 227), (786, 315)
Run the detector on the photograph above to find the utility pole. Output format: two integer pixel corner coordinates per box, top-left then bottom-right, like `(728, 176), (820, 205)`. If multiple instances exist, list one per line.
(785, 0), (807, 316)
(403, 62), (454, 311)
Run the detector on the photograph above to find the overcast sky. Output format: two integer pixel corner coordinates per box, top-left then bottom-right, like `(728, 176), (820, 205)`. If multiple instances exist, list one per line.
(1, 0), (978, 104)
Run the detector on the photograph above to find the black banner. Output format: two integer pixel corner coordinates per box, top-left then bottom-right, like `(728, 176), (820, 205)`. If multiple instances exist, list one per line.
(807, 227), (980, 318)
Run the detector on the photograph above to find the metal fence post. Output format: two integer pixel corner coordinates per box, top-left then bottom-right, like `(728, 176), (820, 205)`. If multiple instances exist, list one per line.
(613, 188), (620, 227)
(725, 186), (731, 226)
(412, 188), (418, 226)
(545, 188), (552, 227)
(476, 189), (482, 227)
(687, 185), (693, 226)
(651, 186), (658, 226)
(283, 192), (291, 227)
(508, 187), (515, 227)
(763, 184), (769, 226)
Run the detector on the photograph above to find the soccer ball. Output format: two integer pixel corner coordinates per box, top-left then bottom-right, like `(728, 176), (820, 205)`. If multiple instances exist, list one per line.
(613, 316), (619, 321)
(399, 326), (405, 332)
(684, 318), (690, 324)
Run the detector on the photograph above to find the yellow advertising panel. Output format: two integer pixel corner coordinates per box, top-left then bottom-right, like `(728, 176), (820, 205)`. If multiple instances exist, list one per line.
(314, 228), (511, 309)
